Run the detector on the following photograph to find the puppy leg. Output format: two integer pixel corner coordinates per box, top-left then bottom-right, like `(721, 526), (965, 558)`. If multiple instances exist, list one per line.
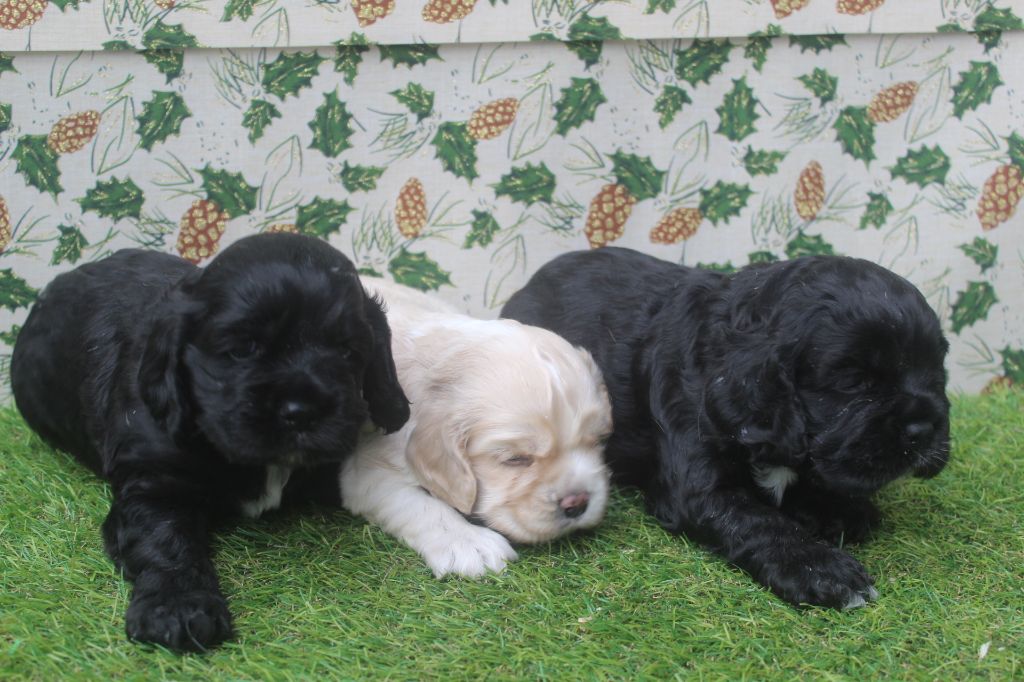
(780, 482), (881, 546)
(103, 488), (233, 652)
(652, 432), (877, 610)
(341, 446), (517, 578)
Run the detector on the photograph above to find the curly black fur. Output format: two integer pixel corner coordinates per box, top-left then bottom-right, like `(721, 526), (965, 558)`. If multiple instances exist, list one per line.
(502, 247), (949, 609)
(11, 233), (409, 651)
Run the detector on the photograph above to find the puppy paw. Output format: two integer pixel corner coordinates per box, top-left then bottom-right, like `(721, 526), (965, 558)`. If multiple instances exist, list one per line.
(421, 524), (518, 579)
(785, 494), (881, 546)
(125, 589), (234, 652)
(759, 543), (878, 610)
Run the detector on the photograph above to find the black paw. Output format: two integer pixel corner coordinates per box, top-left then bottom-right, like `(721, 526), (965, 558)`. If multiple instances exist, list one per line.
(785, 495), (881, 546)
(125, 589), (234, 652)
(759, 542), (878, 610)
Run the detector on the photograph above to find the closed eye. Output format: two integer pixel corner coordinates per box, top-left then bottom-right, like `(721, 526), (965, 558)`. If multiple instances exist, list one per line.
(227, 339), (261, 361)
(502, 455), (533, 467)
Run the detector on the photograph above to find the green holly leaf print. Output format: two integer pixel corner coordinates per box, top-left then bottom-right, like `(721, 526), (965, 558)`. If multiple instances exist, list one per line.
(1007, 132), (1024, 172)
(859, 192), (893, 229)
(391, 83), (434, 122)
(798, 68), (838, 105)
(609, 151), (664, 202)
(334, 35), (370, 85)
(646, 0), (675, 12)
(13, 136), (62, 198)
(554, 78), (606, 136)
(698, 181), (752, 226)
(242, 99), (281, 143)
(0, 325), (20, 346)
(493, 163), (557, 206)
(77, 178), (145, 221)
(566, 16), (622, 68)
(141, 22), (199, 82)
(198, 166), (257, 218)
(379, 44), (442, 68)
(136, 91), (190, 151)
(296, 197), (354, 238)
(973, 6), (1023, 51)
(308, 91), (355, 159)
(696, 261), (736, 274)
(388, 248), (452, 291)
(674, 39), (732, 87)
(785, 232), (835, 258)
(745, 25), (782, 72)
(654, 85), (691, 129)
(464, 210), (500, 248)
(51, 225), (88, 265)
(958, 237), (998, 272)
(0, 53), (14, 77)
(103, 40), (134, 52)
(431, 122), (479, 181)
(50, 0), (83, 9)
(834, 106), (876, 164)
(0, 103), (10, 134)
(890, 145), (950, 188)
(0, 270), (36, 312)
(743, 147), (786, 177)
(262, 51), (325, 100)
(951, 61), (1003, 119)
(789, 34), (848, 54)
(339, 162), (385, 193)
(1000, 347), (1024, 383)
(716, 77), (759, 142)
(748, 250), (778, 264)
(222, 0), (258, 21)
(950, 281), (997, 334)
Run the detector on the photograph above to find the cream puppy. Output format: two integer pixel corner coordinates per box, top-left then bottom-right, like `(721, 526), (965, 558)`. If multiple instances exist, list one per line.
(341, 278), (612, 578)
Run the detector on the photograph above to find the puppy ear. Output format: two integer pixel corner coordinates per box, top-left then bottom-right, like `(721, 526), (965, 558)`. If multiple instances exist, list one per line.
(137, 289), (198, 435)
(362, 292), (411, 434)
(405, 409), (477, 515)
(707, 347), (807, 464)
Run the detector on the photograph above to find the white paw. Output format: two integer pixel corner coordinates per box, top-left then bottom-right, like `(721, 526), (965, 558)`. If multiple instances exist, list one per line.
(421, 524), (518, 579)
(842, 584), (880, 610)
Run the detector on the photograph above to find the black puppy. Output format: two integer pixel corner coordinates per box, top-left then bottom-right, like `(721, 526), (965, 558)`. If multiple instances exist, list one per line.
(11, 232), (409, 651)
(502, 247), (949, 609)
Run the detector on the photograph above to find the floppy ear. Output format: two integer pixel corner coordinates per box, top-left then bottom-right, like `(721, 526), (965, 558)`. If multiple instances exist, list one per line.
(706, 344), (807, 464)
(405, 407), (477, 515)
(137, 290), (197, 436)
(361, 293), (411, 434)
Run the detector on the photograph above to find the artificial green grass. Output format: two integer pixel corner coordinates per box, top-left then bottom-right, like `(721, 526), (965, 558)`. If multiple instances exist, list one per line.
(1, 392), (1021, 680)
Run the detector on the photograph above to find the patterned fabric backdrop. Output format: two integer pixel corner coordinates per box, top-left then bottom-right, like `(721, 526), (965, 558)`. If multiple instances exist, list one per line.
(1, 1), (1023, 393)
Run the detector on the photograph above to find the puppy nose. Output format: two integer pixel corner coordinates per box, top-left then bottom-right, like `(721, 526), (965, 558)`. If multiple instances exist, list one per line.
(905, 420), (935, 442)
(560, 492), (590, 519)
(279, 400), (318, 428)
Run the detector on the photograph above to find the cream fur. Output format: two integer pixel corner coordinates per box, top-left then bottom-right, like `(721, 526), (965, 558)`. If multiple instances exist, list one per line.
(341, 278), (612, 578)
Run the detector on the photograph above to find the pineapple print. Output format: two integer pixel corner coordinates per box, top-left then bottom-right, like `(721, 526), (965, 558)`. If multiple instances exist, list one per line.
(867, 82), (918, 123)
(467, 98), (519, 141)
(177, 199), (228, 264)
(46, 110), (101, 155)
(422, 0), (477, 23)
(982, 375), (1014, 394)
(770, 0), (810, 19)
(153, 0), (175, 8)
(650, 207), (703, 245)
(977, 164), (1024, 231)
(795, 161), (826, 221)
(396, 178), (427, 238)
(0, 0), (47, 30)
(837, 0), (885, 15)
(351, 0), (394, 27)
(0, 196), (10, 254)
(265, 223), (297, 234)
(584, 184), (637, 249)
